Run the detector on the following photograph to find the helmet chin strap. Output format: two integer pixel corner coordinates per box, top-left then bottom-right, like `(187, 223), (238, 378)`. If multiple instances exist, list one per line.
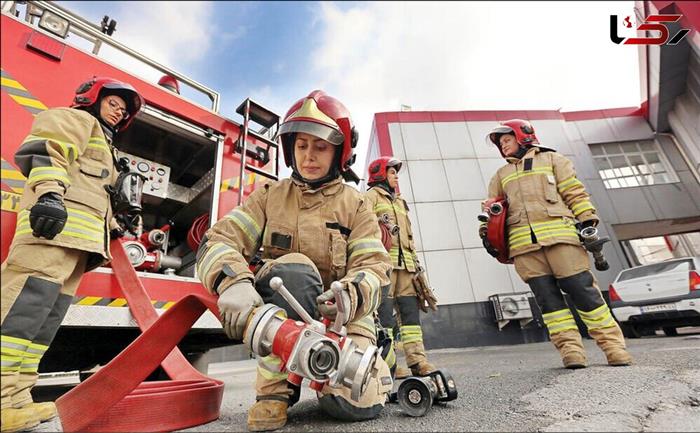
(511, 145), (529, 159)
(76, 103), (116, 141)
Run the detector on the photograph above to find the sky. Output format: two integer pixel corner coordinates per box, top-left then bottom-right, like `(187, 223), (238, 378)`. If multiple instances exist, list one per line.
(61, 1), (641, 177)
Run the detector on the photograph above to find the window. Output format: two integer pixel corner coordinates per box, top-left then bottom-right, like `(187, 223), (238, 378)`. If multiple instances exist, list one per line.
(590, 140), (678, 189)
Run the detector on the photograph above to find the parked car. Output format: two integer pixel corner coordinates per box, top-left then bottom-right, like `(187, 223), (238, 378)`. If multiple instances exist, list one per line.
(609, 256), (700, 338)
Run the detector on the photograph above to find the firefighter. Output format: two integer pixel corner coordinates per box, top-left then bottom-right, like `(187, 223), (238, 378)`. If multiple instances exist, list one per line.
(196, 90), (393, 431)
(480, 119), (633, 369)
(0, 77), (143, 433)
(365, 157), (439, 379)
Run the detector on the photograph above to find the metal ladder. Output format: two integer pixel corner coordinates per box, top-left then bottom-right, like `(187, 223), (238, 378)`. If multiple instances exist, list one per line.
(234, 98), (281, 205)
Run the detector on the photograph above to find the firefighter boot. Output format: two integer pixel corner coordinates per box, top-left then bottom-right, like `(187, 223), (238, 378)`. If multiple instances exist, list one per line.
(395, 366), (411, 379)
(404, 341), (436, 376)
(549, 329), (587, 369)
(588, 325), (633, 366)
(247, 399), (288, 432)
(1, 407), (40, 433)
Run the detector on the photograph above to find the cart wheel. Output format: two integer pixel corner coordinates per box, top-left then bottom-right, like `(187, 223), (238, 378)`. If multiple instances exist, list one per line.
(397, 377), (433, 417)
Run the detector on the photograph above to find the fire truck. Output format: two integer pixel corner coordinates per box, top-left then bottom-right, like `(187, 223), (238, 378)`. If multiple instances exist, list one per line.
(1, 1), (281, 374)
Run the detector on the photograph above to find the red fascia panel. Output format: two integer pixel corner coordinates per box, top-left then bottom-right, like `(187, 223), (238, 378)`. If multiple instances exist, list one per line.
(430, 111), (464, 122)
(397, 111), (434, 122)
(652, 1), (700, 32)
(374, 116), (394, 156)
(526, 110), (565, 120)
(562, 106), (646, 121)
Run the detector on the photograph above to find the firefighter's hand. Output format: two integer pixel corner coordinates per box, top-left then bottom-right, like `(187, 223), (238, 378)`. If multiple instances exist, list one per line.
(29, 193), (67, 240)
(482, 237), (499, 258)
(575, 219), (597, 232)
(316, 284), (352, 325)
(217, 280), (263, 340)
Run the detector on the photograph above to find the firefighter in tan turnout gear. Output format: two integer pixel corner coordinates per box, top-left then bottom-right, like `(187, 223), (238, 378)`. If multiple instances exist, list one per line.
(480, 119), (633, 369)
(196, 90), (393, 432)
(1, 77), (143, 433)
(365, 157), (439, 379)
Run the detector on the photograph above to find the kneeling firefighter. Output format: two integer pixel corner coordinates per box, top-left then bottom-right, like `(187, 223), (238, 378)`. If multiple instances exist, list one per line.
(1, 77), (143, 432)
(481, 119), (632, 369)
(196, 90), (393, 431)
(365, 157), (439, 379)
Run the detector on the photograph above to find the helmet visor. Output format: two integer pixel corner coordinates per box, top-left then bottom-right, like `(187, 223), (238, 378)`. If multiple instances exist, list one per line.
(486, 125), (514, 145)
(277, 120), (345, 146)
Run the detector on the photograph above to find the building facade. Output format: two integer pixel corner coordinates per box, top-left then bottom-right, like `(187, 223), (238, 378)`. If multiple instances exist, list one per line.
(363, 0), (700, 349)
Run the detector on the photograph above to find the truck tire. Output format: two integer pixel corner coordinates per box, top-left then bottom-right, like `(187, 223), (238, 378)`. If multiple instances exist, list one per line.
(620, 323), (641, 339)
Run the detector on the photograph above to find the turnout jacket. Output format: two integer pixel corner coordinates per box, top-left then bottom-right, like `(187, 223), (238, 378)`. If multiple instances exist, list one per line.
(486, 146), (599, 259)
(12, 108), (120, 268)
(198, 176), (392, 333)
(364, 186), (418, 272)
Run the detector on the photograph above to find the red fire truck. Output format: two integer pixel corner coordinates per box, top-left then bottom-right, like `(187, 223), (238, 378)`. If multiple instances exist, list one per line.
(1, 1), (280, 374)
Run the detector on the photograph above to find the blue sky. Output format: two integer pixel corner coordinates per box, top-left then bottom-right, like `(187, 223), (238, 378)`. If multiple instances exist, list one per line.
(61, 1), (641, 175)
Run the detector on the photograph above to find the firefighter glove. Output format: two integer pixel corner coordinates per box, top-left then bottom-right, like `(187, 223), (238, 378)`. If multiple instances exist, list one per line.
(217, 280), (263, 340)
(316, 284), (352, 325)
(29, 192), (67, 240)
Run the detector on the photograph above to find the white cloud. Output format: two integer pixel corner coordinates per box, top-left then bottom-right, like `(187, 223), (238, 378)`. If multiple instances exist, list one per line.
(307, 1), (640, 175)
(69, 1), (224, 105)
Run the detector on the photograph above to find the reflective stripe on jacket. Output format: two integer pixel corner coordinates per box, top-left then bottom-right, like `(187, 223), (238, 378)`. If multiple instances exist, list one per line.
(198, 177), (392, 327)
(364, 187), (418, 272)
(11, 108), (118, 266)
(487, 146), (599, 258)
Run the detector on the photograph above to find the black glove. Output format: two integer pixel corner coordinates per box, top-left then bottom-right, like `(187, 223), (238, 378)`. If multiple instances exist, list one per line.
(110, 225), (125, 239)
(29, 193), (67, 240)
(576, 219), (597, 232)
(482, 236), (500, 258)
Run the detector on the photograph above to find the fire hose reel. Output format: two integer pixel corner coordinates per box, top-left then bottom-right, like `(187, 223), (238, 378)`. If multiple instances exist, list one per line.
(244, 277), (379, 401)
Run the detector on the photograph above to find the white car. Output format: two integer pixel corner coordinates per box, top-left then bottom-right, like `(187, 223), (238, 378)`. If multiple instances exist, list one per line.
(609, 256), (700, 338)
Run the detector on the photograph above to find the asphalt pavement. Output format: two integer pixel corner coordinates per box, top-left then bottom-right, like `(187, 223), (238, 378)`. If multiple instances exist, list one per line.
(35, 328), (700, 432)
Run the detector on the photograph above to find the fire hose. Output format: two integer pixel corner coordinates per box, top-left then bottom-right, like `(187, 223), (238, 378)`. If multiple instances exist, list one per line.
(55, 239), (224, 432)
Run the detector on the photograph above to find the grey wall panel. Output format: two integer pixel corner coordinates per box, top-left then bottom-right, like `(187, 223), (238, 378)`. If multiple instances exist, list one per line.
(648, 182), (700, 219)
(400, 122), (441, 160)
(420, 302), (549, 350)
(586, 179), (620, 224)
(678, 170), (700, 209)
(570, 153), (600, 181)
(424, 249), (475, 304)
(407, 204), (423, 252)
(453, 200), (484, 249)
(434, 121), (475, 159)
(610, 116), (655, 141)
(467, 121), (502, 158)
(388, 122), (406, 161)
(657, 134), (692, 173)
(574, 119), (617, 144)
(531, 119), (574, 155)
(407, 160), (452, 202)
(478, 158), (506, 193)
(444, 159), (487, 201)
(607, 187), (658, 223)
(464, 248), (514, 302)
(507, 265), (530, 292)
(415, 202), (462, 251)
(397, 162), (415, 204)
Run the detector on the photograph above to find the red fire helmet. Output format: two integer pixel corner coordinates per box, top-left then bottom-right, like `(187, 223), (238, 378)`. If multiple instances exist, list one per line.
(487, 119), (539, 157)
(157, 75), (180, 94)
(277, 90), (358, 175)
(367, 156), (402, 185)
(71, 76), (144, 131)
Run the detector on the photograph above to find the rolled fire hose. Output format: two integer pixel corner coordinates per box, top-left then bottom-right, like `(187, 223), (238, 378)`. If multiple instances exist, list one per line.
(55, 239), (224, 432)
